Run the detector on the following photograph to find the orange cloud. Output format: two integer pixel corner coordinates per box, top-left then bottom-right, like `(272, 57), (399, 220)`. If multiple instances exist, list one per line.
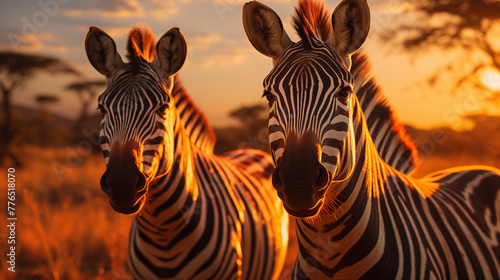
(1, 32), (69, 53)
(201, 49), (249, 68)
(64, 0), (144, 18)
(148, 0), (179, 20)
(189, 34), (222, 51)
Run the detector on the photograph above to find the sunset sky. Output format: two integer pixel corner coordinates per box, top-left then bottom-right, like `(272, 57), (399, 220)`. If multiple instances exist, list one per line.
(1, 0), (499, 129)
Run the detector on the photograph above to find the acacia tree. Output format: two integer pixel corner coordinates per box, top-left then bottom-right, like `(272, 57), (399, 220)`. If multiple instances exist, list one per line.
(229, 103), (269, 151)
(229, 104), (268, 135)
(65, 80), (105, 133)
(35, 94), (60, 112)
(34, 94), (60, 146)
(0, 52), (78, 166)
(381, 0), (500, 99)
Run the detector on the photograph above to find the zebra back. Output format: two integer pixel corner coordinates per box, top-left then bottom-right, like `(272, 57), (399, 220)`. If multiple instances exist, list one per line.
(171, 76), (216, 154)
(351, 52), (420, 174)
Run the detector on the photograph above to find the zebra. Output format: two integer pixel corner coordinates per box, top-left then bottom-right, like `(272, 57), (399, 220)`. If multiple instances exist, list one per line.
(243, 0), (500, 279)
(350, 52), (420, 176)
(84, 25), (288, 280)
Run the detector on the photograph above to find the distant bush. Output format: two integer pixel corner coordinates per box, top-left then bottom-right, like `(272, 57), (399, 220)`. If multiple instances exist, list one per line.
(213, 103), (270, 154)
(4, 106), (101, 151)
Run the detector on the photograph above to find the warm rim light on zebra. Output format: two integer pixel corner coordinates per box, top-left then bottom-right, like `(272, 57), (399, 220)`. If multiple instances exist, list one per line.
(244, 0), (371, 218)
(85, 25), (184, 215)
(244, 0), (500, 278)
(85, 25), (288, 279)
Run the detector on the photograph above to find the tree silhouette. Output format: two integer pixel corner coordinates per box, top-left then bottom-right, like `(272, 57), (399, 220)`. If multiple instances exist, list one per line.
(0, 51), (79, 166)
(65, 80), (105, 133)
(229, 104), (268, 135)
(35, 94), (59, 112)
(34, 94), (60, 145)
(381, 0), (500, 98)
(213, 103), (269, 154)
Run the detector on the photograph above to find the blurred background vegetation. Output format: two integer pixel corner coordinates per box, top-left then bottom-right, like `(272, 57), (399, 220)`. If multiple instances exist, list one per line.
(1, 0), (500, 279)
(1, 52), (499, 280)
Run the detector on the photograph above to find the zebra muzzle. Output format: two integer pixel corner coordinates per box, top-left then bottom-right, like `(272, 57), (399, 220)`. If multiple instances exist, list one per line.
(272, 131), (330, 217)
(100, 141), (148, 214)
(100, 169), (147, 214)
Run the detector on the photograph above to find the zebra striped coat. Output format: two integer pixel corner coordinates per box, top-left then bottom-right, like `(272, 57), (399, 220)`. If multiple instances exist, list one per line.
(85, 26), (288, 280)
(243, 0), (500, 279)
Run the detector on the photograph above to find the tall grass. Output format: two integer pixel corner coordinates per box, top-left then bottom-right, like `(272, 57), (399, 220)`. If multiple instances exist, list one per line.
(0, 145), (300, 279)
(0, 145), (133, 279)
(1, 143), (497, 279)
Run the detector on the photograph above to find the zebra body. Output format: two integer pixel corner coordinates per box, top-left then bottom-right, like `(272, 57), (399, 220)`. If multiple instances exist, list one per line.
(292, 97), (500, 279)
(243, 0), (500, 279)
(85, 26), (287, 279)
(129, 144), (286, 279)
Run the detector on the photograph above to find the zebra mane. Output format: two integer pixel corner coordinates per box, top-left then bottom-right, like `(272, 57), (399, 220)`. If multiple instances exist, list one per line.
(126, 25), (156, 70)
(171, 76), (216, 154)
(351, 51), (420, 174)
(292, 0), (331, 50)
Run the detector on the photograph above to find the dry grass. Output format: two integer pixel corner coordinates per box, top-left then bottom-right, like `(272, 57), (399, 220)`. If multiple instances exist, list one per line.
(1, 145), (497, 279)
(0, 145), (296, 279)
(0, 145), (133, 280)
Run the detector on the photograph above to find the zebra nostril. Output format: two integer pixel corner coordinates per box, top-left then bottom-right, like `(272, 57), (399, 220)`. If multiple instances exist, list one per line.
(100, 171), (110, 194)
(314, 165), (329, 190)
(272, 166), (284, 191)
(136, 171), (147, 191)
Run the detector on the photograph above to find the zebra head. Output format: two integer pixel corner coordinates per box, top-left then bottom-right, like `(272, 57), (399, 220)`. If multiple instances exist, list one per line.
(85, 26), (187, 214)
(243, 0), (370, 217)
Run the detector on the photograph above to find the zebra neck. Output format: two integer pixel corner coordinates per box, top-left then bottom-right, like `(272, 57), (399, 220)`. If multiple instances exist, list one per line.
(139, 115), (200, 232)
(351, 51), (419, 174)
(294, 98), (392, 269)
(304, 97), (390, 225)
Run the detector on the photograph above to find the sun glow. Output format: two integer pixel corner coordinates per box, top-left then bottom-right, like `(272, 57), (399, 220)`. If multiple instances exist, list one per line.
(480, 68), (500, 92)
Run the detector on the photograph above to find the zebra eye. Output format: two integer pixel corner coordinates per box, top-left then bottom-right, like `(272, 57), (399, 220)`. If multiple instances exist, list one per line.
(97, 105), (106, 117)
(158, 104), (170, 114)
(337, 88), (351, 101)
(262, 90), (276, 105)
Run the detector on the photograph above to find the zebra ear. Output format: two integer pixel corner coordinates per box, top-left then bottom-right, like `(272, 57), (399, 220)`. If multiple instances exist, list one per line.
(156, 28), (187, 77)
(85, 26), (123, 77)
(243, 1), (293, 61)
(331, 0), (370, 56)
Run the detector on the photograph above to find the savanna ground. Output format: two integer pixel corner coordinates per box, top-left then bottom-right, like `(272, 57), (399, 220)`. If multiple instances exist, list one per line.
(0, 144), (300, 280)
(0, 145), (131, 280)
(4, 0), (500, 278)
(0, 112), (499, 280)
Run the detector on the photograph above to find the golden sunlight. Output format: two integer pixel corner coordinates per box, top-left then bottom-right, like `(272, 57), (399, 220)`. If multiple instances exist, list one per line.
(480, 67), (500, 92)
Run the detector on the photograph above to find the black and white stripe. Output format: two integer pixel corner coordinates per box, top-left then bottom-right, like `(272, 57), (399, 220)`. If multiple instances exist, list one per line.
(90, 26), (288, 280)
(351, 52), (420, 175)
(244, 0), (500, 279)
(292, 95), (500, 279)
(170, 76), (216, 154)
(263, 38), (353, 174)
